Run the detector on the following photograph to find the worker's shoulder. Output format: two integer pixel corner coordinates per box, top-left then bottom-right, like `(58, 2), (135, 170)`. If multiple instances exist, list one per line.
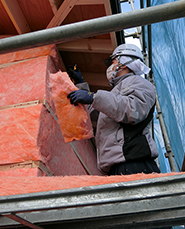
(127, 74), (154, 89)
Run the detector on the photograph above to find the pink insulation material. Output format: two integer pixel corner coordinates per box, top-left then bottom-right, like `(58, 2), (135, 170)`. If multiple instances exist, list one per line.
(50, 71), (94, 143)
(0, 105), (42, 164)
(0, 45), (55, 65)
(0, 172), (182, 196)
(0, 54), (56, 166)
(0, 56), (48, 106)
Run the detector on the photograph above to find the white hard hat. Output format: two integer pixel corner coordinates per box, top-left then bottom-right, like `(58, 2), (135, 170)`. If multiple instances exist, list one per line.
(104, 43), (143, 67)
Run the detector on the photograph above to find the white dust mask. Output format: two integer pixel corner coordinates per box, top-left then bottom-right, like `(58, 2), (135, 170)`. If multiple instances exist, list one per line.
(106, 64), (115, 81)
(106, 63), (123, 81)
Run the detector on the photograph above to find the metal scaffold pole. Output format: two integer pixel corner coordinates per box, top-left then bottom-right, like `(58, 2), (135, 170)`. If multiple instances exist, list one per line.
(155, 90), (177, 172)
(0, 1), (185, 54)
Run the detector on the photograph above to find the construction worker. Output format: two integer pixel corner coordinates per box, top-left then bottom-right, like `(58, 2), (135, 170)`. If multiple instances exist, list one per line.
(67, 43), (161, 176)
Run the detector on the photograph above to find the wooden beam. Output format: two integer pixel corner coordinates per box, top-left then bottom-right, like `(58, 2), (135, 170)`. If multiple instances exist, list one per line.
(57, 39), (113, 53)
(103, 0), (117, 49)
(48, 0), (58, 14)
(47, 0), (79, 28)
(0, 160), (54, 176)
(0, 0), (31, 34)
(0, 35), (14, 39)
(75, 0), (117, 50)
(76, 0), (104, 5)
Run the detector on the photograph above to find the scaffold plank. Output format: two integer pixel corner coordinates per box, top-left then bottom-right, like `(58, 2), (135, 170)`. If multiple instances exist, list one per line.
(0, 174), (185, 228)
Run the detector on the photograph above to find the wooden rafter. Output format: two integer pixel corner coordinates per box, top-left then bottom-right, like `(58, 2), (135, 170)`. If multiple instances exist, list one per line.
(57, 39), (113, 53)
(50, 0), (116, 55)
(76, 0), (105, 5)
(0, 35), (14, 39)
(47, 0), (79, 28)
(48, 0), (58, 14)
(103, 0), (117, 49)
(0, 0), (31, 34)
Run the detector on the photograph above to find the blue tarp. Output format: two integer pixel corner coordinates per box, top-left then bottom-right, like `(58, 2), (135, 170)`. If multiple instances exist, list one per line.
(151, 0), (185, 172)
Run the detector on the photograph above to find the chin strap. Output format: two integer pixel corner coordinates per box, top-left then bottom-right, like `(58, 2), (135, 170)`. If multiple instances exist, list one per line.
(108, 80), (114, 88)
(109, 57), (138, 88)
(112, 56), (121, 78)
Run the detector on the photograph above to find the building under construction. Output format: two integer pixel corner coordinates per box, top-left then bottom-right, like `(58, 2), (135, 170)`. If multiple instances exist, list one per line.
(0, 0), (185, 228)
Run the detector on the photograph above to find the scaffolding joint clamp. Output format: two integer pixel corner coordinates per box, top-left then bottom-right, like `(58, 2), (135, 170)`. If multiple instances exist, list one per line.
(165, 151), (174, 158)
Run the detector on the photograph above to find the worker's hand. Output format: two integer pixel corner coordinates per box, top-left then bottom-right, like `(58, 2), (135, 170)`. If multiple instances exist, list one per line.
(67, 65), (84, 84)
(67, 90), (94, 106)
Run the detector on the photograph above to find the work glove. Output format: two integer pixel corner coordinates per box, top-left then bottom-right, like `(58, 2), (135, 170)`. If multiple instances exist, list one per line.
(67, 65), (84, 84)
(67, 90), (94, 106)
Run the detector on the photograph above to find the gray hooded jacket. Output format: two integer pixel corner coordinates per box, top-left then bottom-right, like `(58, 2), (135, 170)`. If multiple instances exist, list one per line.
(79, 72), (159, 174)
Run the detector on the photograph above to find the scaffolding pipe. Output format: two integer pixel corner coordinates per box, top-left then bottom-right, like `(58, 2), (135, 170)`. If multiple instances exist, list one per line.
(156, 93), (177, 172)
(0, 1), (185, 54)
(147, 0), (153, 73)
(150, 78), (177, 172)
(140, 0), (147, 55)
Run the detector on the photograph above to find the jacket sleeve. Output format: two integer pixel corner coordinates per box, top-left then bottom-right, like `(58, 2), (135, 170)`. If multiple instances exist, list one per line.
(75, 81), (99, 124)
(92, 77), (156, 124)
(75, 82), (90, 91)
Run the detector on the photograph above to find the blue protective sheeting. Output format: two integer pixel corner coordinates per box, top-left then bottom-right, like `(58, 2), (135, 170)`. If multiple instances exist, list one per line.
(151, 0), (185, 172)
